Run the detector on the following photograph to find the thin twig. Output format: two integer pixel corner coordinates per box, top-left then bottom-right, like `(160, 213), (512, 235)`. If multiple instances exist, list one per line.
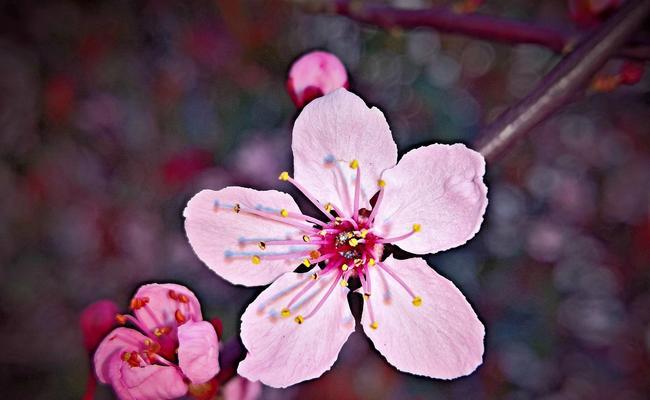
(327, 0), (648, 60)
(474, 0), (650, 161)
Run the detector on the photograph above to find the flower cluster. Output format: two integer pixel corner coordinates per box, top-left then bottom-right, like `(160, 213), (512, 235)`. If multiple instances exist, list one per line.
(185, 88), (488, 387)
(93, 283), (220, 399)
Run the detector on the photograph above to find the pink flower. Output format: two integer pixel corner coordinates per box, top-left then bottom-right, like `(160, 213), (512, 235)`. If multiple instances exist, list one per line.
(94, 283), (220, 399)
(286, 51), (348, 108)
(184, 89), (487, 387)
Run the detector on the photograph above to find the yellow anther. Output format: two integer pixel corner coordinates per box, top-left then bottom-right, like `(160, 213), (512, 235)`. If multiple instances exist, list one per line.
(324, 203), (333, 212)
(353, 258), (363, 266)
(233, 203), (241, 213)
(302, 258), (311, 267)
(378, 179), (386, 188)
(368, 258), (376, 266)
(294, 315), (304, 324)
(340, 280), (348, 287)
(258, 242), (266, 250)
(413, 223), (422, 232)
(318, 230), (327, 236)
(280, 209), (289, 218)
(309, 250), (321, 259)
(281, 308), (291, 317)
(349, 159), (359, 169)
(311, 273), (319, 280)
(302, 235), (311, 242)
(360, 229), (368, 238)
(412, 296), (423, 307)
(144, 338), (152, 346)
(370, 321), (378, 330)
(363, 293), (370, 301)
(341, 264), (349, 271)
(251, 255), (261, 265)
(348, 238), (359, 247)
(278, 171), (290, 181)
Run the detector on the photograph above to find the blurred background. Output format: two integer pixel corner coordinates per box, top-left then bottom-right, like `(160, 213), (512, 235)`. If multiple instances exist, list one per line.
(1, 0), (649, 398)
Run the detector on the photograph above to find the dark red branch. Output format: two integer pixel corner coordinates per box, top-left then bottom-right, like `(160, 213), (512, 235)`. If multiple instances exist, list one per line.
(330, 0), (648, 60)
(474, 0), (650, 161)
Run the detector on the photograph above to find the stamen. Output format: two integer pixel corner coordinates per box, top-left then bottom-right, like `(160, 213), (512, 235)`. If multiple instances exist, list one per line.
(279, 172), (335, 221)
(294, 315), (304, 324)
(217, 202), (318, 232)
(284, 270), (331, 312)
(368, 182), (385, 226)
(377, 224), (422, 244)
(303, 271), (344, 320)
(348, 238), (359, 247)
(120, 314), (157, 339)
(351, 161), (361, 221)
(360, 271), (378, 330)
(376, 262), (419, 301)
(251, 255), (261, 265)
(175, 309), (187, 324)
(256, 238), (322, 247)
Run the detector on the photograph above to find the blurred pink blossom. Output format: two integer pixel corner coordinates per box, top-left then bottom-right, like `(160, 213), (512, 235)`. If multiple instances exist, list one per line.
(94, 283), (219, 400)
(184, 89), (488, 387)
(286, 51), (349, 108)
(568, 0), (623, 26)
(222, 376), (262, 400)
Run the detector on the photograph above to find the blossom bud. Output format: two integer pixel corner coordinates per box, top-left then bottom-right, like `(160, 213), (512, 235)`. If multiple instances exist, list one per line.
(79, 300), (119, 352)
(286, 51), (348, 108)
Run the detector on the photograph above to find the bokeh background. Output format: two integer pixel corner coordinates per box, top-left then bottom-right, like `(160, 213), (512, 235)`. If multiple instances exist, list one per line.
(1, 0), (649, 398)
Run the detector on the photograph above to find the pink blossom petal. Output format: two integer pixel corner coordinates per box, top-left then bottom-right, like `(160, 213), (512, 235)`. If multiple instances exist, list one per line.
(223, 376), (263, 400)
(114, 363), (187, 400)
(238, 271), (355, 388)
(292, 88), (397, 216)
(94, 327), (147, 384)
(361, 256), (484, 379)
(177, 320), (220, 384)
(287, 51), (348, 108)
(184, 187), (307, 286)
(132, 283), (202, 333)
(374, 144), (487, 254)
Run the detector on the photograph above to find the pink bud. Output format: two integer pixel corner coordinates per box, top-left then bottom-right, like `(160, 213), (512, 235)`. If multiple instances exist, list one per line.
(286, 51), (348, 108)
(79, 299), (119, 352)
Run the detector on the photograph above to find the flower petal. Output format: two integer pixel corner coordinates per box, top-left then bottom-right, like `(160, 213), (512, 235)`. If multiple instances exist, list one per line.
(177, 321), (220, 384)
(222, 376), (263, 400)
(94, 327), (147, 384)
(292, 88), (397, 216)
(361, 256), (484, 379)
(116, 363), (187, 400)
(184, 187), (309, 286)
(374, 144), (487, 254)
(132, 283), (202, 333)
(237, 271), (355, 388)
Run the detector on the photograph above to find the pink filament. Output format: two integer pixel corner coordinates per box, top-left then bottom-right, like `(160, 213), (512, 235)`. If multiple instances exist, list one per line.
(359, 272), (377, 326)
(352, 166), (361, 221)
(377, 262), (417, 298)
(304, 270), (343, 320)
(287, 177), (335, 220)
(377, 229), (416, 244)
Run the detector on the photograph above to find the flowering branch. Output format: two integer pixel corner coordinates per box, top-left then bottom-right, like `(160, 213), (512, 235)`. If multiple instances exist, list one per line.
(474, 0), (650, 161)
(327, 0), (648, 60)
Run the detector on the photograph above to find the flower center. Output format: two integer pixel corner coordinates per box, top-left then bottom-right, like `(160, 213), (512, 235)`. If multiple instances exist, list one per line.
(213, 158), (423, 330)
